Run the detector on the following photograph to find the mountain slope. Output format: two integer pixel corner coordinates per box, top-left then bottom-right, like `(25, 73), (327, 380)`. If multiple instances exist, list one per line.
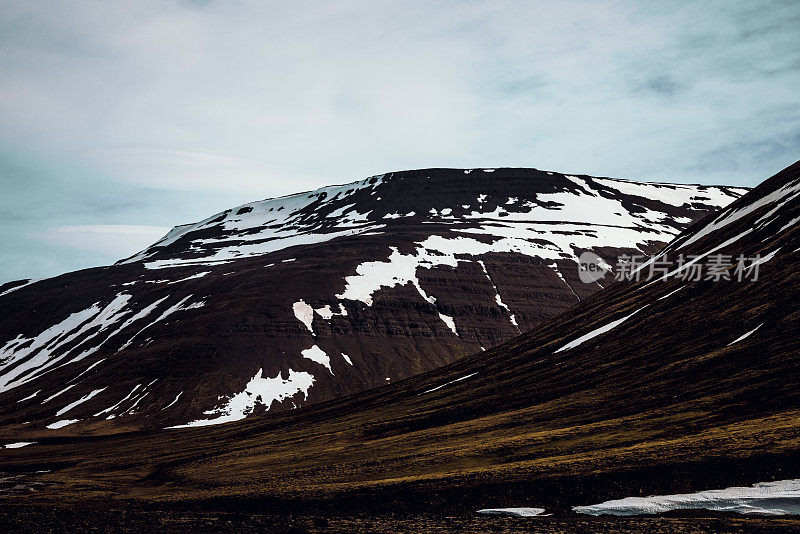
(0, 168), (745, 432)
(1, 160), (795, 515)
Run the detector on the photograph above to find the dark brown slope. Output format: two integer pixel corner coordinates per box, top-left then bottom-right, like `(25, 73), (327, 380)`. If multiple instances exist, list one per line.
(0, 168), (744, 432)
(0, 160), (797, 518)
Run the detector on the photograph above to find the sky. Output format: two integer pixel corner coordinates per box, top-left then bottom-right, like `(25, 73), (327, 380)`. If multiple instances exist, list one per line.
(1, 0), (799, 284)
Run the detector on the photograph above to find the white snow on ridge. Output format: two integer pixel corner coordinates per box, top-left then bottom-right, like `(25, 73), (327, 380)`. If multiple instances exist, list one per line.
(143, 258), (234, 269)
(645, 229), (754, 286)
(123, 175), (387, 268)
(336, 245), (456, 306)
(94, 384), (141, 418)
(4, 441), (35, 449)
(477, 507), (546, 517)
(573, 479), (800, 516)
(438, 313), (458, 335)
(168, 368), (315, 428)
(594, 178), (745, 209)
(117, 170), (741, 276)
(0, 302), (106, 392)
(118, 295), (205, 351)
(60, 295), (170, 367)
(126, 388), (151, 414)
(751, 248), (781, 267)
(0, 292), (200, 394)
(142, 227), (382, 269)
(302, 345), (332, 373)
(167, 271), (211, 284)
(42, 384), (75, 404)
(728, 323), (763, 346)
(555, 306), (647, 353)
(17, 390), (39, 402)
(314, 304), (334, 320)
(423, 372), (478, 394)
(327, 203), (356, 219)
(293, 300), (315, 333)
(46, 419), (79, 429)
(162, 391), (183, 410)
(657, 287), (684, 301)
(312, 303), (347, 320)
(334, 223), (661, 330)
(778, 215), (800, 233)
(71, 358), (107, 382)
(676, 179), (800, 251)
(551, 262), (581, 302)
(55, 388), (106, 417)
(478, 260), (520, 333)
(0, 279), (41, 298)
(460, 175), (709, 235)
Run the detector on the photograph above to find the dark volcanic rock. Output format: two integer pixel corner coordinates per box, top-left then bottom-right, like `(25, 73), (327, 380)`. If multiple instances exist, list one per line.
(0, 168), (745, 431)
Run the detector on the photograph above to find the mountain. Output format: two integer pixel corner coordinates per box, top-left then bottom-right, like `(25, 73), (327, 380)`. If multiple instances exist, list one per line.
(4, 160), (800, 530)
(0, 168), (745, 432)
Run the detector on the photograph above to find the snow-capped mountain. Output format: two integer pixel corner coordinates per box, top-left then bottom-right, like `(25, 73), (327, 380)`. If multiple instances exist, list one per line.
(2, 161), (796, 517)
(0, 168), (745, 432)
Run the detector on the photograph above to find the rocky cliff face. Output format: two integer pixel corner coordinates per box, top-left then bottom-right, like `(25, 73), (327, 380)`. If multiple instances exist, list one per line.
(0, 167), (745, 431)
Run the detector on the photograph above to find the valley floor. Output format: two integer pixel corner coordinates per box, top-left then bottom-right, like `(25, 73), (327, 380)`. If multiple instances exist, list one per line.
(3, 505), (800, 534)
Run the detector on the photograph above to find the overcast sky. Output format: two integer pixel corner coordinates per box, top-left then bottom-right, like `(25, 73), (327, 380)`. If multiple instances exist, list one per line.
(1, 0), (798, 284)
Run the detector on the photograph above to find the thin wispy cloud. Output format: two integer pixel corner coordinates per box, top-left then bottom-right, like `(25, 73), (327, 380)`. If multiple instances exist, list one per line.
(35, 225), (170, 258)
(0, 0), (798, 282)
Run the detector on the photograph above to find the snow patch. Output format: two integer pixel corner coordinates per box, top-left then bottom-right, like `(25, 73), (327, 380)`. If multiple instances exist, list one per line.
(438, 313), (458, 335)
(751, 248), (780, 267)
(55, 388), (106, 416)
(302, 345), (332, 373)
(574, 479), (800, 516)
(292, 300), (315, 333)
(0, 294), (133, 392)
(162, 391), (183, 410)
(728, 323), (763, 346)
(46, 419), (79, 429)
(478, 260), (520, 333)
(313, 304), (347, 320)
(477, 507), (545, 517)
(94, 384), (141, 417)
(118, 296), (204, 351)
(167, 368), (314, 428)
(336, 245), (456, 306)
(17, 390), (39, 402)
(315, 305), (334, 320)
(4, 441), (35, 449)
(42, 384), (76, 404)
(423, 372), (478, 394)
(0, 279), (40, 298)
(657, 287), (685, 301)
(555, 307), (646, 353)
(167, 271), (211, 284)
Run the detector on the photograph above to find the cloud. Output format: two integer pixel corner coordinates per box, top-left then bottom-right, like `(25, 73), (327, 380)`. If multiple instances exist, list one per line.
(35, 225), (170, 259)
(0, 0), (793, 191)
(86, 145), (311, 195)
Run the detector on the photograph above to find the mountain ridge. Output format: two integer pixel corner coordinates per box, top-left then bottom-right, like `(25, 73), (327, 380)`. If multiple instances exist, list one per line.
(0, 167), (746, 433)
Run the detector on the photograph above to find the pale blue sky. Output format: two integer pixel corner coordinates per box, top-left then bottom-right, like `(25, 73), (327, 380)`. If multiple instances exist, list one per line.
(1, 0), (799, 283)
